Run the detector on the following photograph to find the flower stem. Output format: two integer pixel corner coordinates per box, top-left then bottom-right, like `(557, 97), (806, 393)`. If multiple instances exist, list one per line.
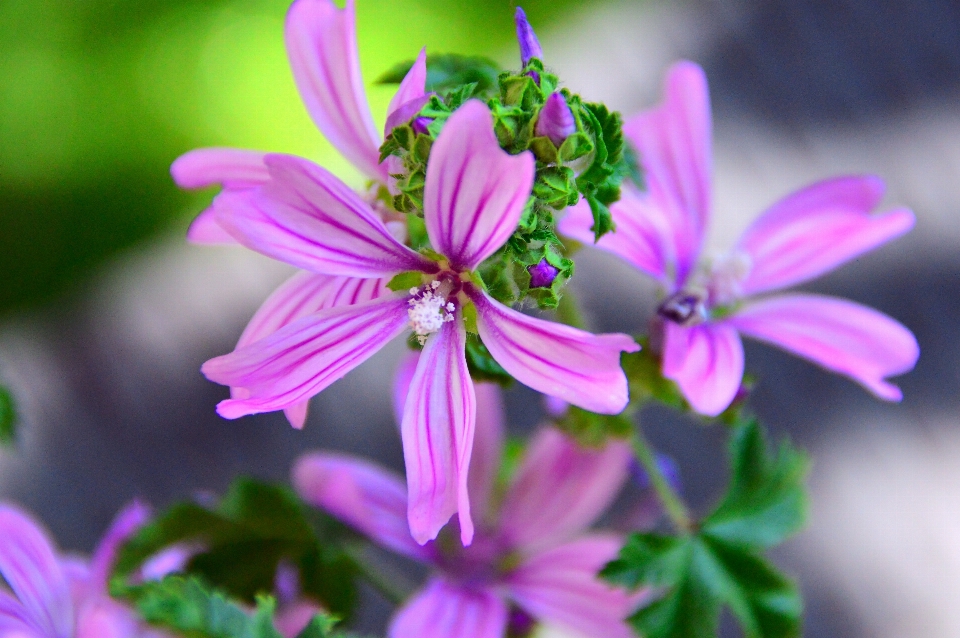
(342, 544), (410, 606)
(631, 426), (693, 533)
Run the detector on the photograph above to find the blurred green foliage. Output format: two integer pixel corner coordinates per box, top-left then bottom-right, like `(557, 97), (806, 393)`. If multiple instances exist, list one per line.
(0, 0), (600, 315)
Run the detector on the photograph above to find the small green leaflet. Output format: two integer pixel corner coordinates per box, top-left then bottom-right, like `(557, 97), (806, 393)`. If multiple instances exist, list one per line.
(555, 406), (634, 447)
(0, 385), (16, 447)
(113, 574), (356, 638)
(377, 54), (502, 97)
(601, 419), (809, 638)
(113, 479), (360, 619)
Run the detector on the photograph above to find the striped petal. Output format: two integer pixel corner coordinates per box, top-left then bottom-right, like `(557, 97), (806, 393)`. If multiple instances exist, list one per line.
(214, 154), (434, 278)
(505, 534), (640, 638)
(386, 48), (428, 134)
(203, 295), (409, 419)
(389, 579), (507, 638)
(728, 293), (919, 400)
(470, 289), (638, 415)
(171, 148), (269, 245)
(285, 0), (385, 181)
(0, 505), (73, 638)
(89, 501), (150, 590)
(401, 316), (476, 545)
(735, 176), (915, 295)
(292, 453), (434, 562)
(623, 61), (712, 288)
(662, 322), (744, 417)
(0, 590), (40, 635)
(423, 101), (535, 271)
(497, 428), (630, 554)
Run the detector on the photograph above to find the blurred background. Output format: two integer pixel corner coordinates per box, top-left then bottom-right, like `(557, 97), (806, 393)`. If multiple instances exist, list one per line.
(2, 0), (960, 635)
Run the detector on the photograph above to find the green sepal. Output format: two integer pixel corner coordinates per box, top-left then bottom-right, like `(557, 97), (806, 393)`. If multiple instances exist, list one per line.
(477, 256), (518, 306)
(387, 271), (424, 293)
(464, 333), (512, 386)
(601, 420), (808, 638)
(406, 215), (429, 251)
(558, 132), (594, 163)
(461, 301), (479, 334)
(555, 406), (634, 448)
(528, 136), (558, 164)
(534, 166), (579, 210)
(0, 385), (16, 447)
(113, 479), (360, 619)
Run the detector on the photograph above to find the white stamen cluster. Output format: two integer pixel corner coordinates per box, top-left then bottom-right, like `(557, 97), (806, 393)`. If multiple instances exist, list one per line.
(408, 281), (455, 345)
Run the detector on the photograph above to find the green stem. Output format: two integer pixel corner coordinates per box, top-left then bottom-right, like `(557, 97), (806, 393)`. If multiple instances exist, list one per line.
(631, 426), (693, 533)
(342, 544), (409, 606)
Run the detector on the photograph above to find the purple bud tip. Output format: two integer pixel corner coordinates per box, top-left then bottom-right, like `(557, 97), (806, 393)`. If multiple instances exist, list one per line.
(535, 92), (576, 147)
(507, 608), (536, 637)
(515, 7), (543, 65)
(411, 116), (432, 136)
(528, 258), (559, 288)
(630, 454), (682, 493)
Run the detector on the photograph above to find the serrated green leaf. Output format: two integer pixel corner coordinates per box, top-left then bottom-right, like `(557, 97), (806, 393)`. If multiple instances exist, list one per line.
(600, 533), (690, 589)
(387, 271), (423, 293)
(114, 479), (360, 619)
(703, 419), (809, 549)
(0, 385), (16, 447)
(584, 193), (615, 241)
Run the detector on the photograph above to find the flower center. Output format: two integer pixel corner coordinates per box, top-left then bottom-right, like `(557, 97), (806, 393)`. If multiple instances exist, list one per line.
(407, 280), (455, 345)
(657, 291), (707, 326)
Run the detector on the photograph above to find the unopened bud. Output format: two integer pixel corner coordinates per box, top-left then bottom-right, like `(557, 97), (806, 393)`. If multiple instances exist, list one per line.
(527, 258), (559, 288)
(411, 116), (432, 136)
(535, 93), (576, 147)
(514, 7), (543, 66)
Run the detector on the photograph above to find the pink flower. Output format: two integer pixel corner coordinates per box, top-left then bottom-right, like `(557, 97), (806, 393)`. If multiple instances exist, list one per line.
(171, 0), (426, 245)
(293, 383), (643, 638)
(202, 100), (639, 545)
(171, 0), (429, 428)
(559, 61), (919, 416)
(0, 501), (169, 638)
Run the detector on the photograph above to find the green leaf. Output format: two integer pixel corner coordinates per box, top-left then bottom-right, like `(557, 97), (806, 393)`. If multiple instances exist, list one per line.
(387, 271), (423, 293)
(464, 333), (512, 386)
(114, 479), (359, 619)
(703, 419), (809, 549)
(0, 385), (16, 447)
(584, 193), (615, 241)
(603, 421), (807, 638)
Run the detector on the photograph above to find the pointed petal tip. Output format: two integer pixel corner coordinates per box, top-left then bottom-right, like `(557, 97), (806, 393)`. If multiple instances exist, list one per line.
(514, 6), (543, 64)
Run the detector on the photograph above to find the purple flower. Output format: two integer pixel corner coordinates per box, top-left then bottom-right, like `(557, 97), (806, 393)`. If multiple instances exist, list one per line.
(201, 100), (639, 545)
(559, 61), (919, 416)
(171, 0), (429, 244)
(293, 383), (644, 638)
(0, 501), (171, 638)
(535, 93), (576, 148)
(514, 7), (543, 66)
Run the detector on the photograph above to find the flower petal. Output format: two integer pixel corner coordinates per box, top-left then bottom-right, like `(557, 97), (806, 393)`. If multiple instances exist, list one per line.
(292, 452), (434, 562)
(735, 176), (916, 295)
(89, 501), (151, 590)
(497, 429), (630, 553)
(728, 293), (919, 400)
(623, 61), (712, 288)
(0, 505), (73, 637)
(171, 148), (270, 245)
(389, 578), (507, 638)
(234, 272), (389, 428)
(505, 534), (641, 638)
(423, 101), (535, 270)
(662, 322), (744, 417)
(285, 0), (384, 181)
(471, 290), (638, 415)
(402, 317), (476, 545)
(469, 383), (505, 522)
(0, 590), (38, 635)
(386, 48), (427, 134)
(215, 154), (434, 278)
(558, 189), (676, 288)
(203, 295), (409, 418)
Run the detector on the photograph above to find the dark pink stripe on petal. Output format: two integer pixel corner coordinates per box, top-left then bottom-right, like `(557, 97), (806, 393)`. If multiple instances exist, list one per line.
(728, 293), (919, 400)
(284, 0), (385, 181)
(423, 101), (535, 271)
(202, 295), (410, 417)
(388, 578), (507, 638)
(505, 534), (643, 638)
(661, 322), (744, 417)
(497, 428), (630, 554)
(472, 290), (638, 415)
(401, 317), (476, 545)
